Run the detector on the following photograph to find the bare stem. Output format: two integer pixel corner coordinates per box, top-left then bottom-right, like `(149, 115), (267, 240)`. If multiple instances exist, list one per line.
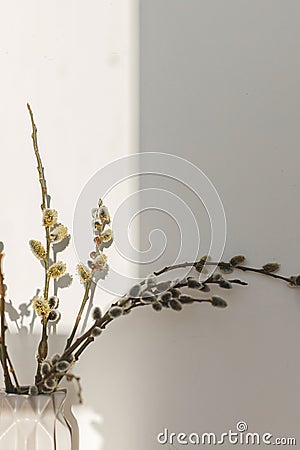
(44, 273), (51, 302)
(6, 353), (20, 391)
(27, 103), (48, 211)
(0, 254), (15, 393)
(65, 278), (92, 351)
(35, 317), (49, 388)
(27, 104), (52, 380)
(27, 104), (52, 292)
(233, 264), (291, 283)
(74, 336), (94, 361)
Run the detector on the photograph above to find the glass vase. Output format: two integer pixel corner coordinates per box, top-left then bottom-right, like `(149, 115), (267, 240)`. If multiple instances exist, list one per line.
(0, 389), (72, 450)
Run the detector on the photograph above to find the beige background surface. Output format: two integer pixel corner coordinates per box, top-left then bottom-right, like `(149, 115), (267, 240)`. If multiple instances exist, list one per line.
(138, 0), (300, 448)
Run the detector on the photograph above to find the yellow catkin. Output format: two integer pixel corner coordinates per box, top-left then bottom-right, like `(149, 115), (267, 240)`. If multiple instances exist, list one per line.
(29, 240), (46, 260)
(48, 261), (66, 279)
(50, 224), (68, 242)
(32, 296), (51, 317)
(100, 229), (113, 243)
(76, 264), (91, 284)
(43, 209), (58, 227)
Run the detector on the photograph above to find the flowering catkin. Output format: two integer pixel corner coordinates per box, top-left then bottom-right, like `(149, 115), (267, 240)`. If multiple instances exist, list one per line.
(48, 261), (66, 279)
(77, 264), (91, 283)
(32, 296), (51, 317)
(50, 224), (68, 243)
(29, 240), (46, 260)
(100, 229), (113, 243)
(42, 209), (58, 227)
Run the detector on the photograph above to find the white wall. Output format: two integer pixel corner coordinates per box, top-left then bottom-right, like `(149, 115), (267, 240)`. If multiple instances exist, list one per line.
(0, 0), (138, 330)
(0, 2), (140, 449)
(138, 0), (300, 449)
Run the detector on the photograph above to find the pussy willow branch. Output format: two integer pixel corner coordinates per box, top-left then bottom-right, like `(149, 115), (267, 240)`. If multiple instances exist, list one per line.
(154, 261), (292, 284)
(37, 297), (212, 389)
(0, 253), (16, 393)
(37, 259), (284, 388)
(27, 104), (51, 381)
(58, 258), (295, 376)
(204, 278), (248, 286)
(37, 255), (296, 390)
(35, 317), (49, 389)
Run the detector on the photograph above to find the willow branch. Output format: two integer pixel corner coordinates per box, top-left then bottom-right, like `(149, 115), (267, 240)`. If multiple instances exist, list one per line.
(35, 317), (49, 387)
(154, 260), (292, 284)
(28, 104), (52, 381)
(27, 103), (52, 284)
(233, 264), (291, 283)
(0, 254), (15, 392)
(65, 278), (92, 351)
(37, 253), (297, 390)
(27, 103), (48, 211)
(74, 336), (94, 361)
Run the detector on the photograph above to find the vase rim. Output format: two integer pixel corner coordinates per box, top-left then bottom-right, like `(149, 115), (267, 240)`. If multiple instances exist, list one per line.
(0, 387), (67, 398)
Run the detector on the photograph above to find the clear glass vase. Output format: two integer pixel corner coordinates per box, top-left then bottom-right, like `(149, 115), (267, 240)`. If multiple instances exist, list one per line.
(0, 389), (72, 450)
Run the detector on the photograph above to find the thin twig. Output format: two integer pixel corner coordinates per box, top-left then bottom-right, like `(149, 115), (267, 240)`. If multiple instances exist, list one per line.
(6, 352), (20, 391)
(74, 336), (94, 361)
(66, 373), (83, 404)
(234, 264), (291, 283)
(0, 254), (15, 392)
(27, 104), (52, 289)
(27, 103), (48, 211)
(80, 279), (97, 334)
(35, 317), (49, 388)
(65, 278), (92, 351)
(27, 104), (52, 382)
